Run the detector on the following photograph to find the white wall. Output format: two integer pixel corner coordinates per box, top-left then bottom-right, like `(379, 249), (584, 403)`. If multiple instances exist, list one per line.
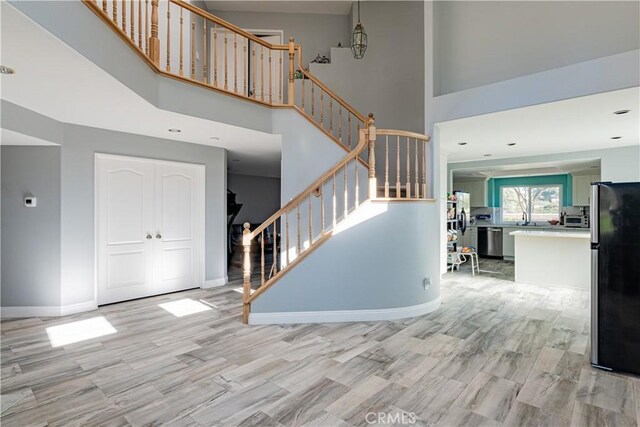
(434, 1), (640, 95)
(601, 146), (640, 183)
(227, 173), (280, 224)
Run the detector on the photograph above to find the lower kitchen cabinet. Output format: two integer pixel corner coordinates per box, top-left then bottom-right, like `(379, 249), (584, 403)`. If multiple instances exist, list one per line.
(502, 227), (519, 259)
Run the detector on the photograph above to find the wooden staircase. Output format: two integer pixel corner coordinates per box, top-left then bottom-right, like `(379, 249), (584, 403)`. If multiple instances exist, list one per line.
(83, 0), (433, 323)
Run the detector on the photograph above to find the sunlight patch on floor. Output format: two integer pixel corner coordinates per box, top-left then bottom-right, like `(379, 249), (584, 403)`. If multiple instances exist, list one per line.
(158, 298), (213, 317)
(46, 316), (117, 347)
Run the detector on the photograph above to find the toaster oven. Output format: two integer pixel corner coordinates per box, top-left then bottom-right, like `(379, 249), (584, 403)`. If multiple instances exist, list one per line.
(565, 214), (589, 228)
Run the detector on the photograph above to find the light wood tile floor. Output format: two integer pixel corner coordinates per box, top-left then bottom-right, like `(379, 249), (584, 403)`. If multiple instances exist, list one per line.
(2, 264), (639, 426)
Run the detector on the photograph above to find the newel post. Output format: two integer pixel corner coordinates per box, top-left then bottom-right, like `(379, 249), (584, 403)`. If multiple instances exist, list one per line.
(367, 113), (377, 199)
(242, 223), (252, 324)
(149, 0), (160, 66)
(288, 37), (295, 106)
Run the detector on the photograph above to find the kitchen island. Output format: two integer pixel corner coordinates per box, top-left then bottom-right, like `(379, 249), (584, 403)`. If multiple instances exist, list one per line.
(510, 230), (591, 289)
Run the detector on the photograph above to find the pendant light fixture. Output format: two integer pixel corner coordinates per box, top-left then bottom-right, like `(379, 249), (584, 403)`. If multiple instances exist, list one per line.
(351, 0), (367, 59)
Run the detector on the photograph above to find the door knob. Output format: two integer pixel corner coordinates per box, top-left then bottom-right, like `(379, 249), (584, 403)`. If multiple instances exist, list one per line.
(156, 233), (162, 239)
(146, 234), (152, 240)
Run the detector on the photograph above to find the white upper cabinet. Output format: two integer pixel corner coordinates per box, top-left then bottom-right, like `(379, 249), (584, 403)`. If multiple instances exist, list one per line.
(454, 180), (487, 207)
(453, 182), (467, 193)
(468, 181), (487, 207)
(573, 174), (600, 206)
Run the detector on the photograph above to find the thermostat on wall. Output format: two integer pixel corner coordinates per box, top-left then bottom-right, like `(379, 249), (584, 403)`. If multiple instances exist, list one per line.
(24, 196), (37, 207)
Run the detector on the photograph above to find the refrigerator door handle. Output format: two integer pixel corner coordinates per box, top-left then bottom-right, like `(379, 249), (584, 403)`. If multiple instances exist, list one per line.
(590, 249), (599, 366)
(590, 184), (598, 245)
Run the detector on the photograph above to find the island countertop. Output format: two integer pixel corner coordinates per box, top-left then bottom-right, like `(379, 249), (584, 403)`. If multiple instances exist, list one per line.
(511, 229), (590, 289)
(509, 230), (590, 239)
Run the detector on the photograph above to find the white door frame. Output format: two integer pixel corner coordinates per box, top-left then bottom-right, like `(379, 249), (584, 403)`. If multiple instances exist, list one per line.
(94, 153), (206, 305)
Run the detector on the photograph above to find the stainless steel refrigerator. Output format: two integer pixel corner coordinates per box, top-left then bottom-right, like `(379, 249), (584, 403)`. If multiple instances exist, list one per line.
(454, 191), (470, 237)
(591, 182), (640, 375)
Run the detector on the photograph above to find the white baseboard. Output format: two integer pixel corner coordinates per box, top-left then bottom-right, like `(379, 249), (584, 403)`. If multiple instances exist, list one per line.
(60, 300), (98, 316)
(1, 300), (97, 318)
(249, 297), (441, 325)
(202, 276), (228, 288)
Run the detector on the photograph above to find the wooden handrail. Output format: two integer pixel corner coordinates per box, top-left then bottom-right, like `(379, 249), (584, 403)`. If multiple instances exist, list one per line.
(241, 123), (435, 323)
(295, 45), (366, 124)
(249, 115), (373, 241)
(377, 129), (431, 140)
(169, 0), (285, 50)
(242, 113), (377, 323)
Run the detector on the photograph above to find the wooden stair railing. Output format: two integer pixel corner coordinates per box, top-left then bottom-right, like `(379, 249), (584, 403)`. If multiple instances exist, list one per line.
(241, 117), (432, 324)
(82, 0), (366, 155)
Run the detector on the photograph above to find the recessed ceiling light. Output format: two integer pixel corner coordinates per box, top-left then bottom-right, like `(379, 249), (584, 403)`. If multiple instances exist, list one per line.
(483, 154), (492, 157)
(0, 65), (15, 74)
(210, 136), (220, 140)
(168, 128), (181, 133)
(613, 110), (630, 115)
(458, 142), (468, 146)
(611, 136), (622, 140)
(507, 143), (517, 146)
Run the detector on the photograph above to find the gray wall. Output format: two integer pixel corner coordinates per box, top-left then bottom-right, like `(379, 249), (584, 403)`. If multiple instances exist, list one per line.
(208, 9), (351, 67)
(252, 201), (441, 313)
(60, 124), (227, 306)
(1, 146), (61, 307)
(227, 173), (280, 224)
(434, 1), (640, 95)
(311, 1), (425, 133)
(11, 1), (274, 134)
(274, 109), (349, 203)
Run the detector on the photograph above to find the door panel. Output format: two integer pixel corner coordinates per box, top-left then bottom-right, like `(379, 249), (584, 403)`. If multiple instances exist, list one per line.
(154, 163), (204, 294)
(98, 156), (205, 305)
(107, 251), (146, 288)
(161, 173), (193, 241)
(97, 158), (154, 305)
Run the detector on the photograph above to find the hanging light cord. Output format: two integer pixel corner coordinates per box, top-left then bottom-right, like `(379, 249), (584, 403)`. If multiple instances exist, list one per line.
(357, 0), (361, 23)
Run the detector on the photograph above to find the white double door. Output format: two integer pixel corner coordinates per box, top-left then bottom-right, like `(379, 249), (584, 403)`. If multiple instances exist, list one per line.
(96, 155), (205, 305)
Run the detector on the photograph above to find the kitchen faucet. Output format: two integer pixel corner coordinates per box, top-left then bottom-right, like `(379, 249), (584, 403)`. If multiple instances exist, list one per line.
(522, 211), (529, 225)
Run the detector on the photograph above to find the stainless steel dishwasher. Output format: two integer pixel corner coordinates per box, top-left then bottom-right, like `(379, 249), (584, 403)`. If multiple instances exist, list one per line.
(478, 227), (503, 258)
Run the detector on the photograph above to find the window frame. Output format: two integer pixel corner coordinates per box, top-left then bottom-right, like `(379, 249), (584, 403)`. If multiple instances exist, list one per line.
(500, 184), (562, 224)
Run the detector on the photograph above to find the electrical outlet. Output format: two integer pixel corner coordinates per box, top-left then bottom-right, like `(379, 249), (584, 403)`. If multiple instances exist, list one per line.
(423, 278), (431, 290)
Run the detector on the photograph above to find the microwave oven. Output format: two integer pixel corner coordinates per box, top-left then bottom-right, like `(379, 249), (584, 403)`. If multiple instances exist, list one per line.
(565, 214), (589, 228)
